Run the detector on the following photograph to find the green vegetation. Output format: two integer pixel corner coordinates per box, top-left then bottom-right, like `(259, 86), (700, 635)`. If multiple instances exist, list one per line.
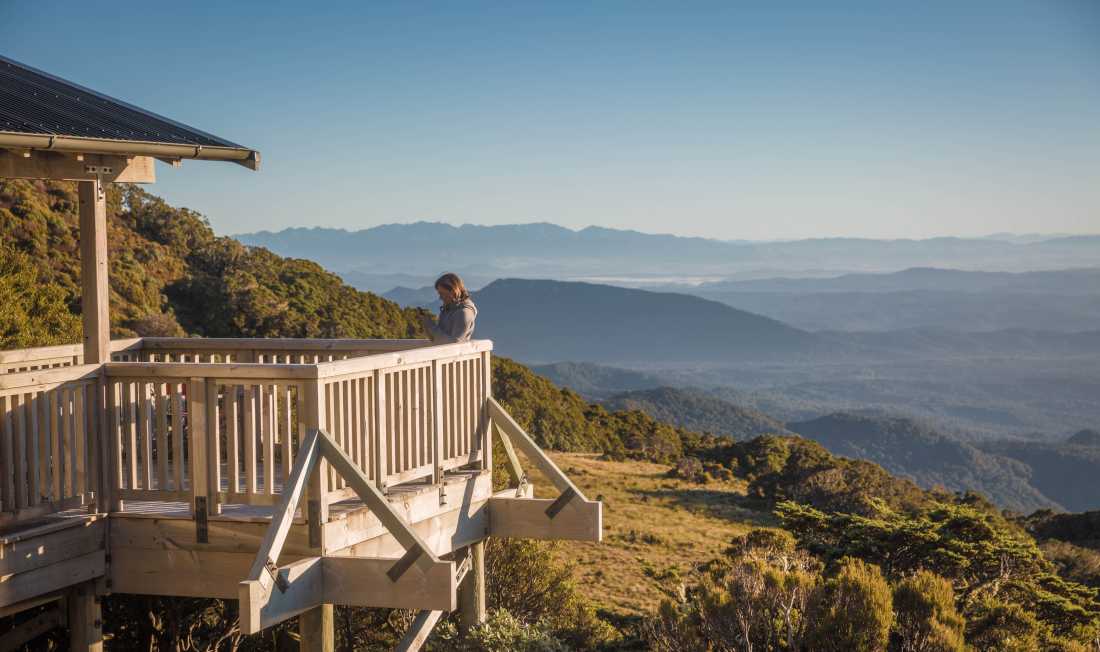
(0, 179), (424, 341)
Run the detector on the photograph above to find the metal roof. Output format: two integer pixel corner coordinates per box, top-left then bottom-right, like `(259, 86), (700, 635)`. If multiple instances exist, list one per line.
(0, 54), (259, 169)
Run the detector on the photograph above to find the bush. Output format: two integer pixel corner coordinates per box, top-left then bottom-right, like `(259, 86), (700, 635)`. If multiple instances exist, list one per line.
(892, 570), (965, 652)
(430, 609), (568, 652)
(806, 558), (893, 652)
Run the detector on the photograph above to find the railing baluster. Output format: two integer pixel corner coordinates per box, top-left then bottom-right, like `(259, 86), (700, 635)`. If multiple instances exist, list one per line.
(372, 371), (385, 487)
(263, 383), (275, 495)
(244, 384), (257, 496)
(1, 395), (14, 511)
(172, 386), (185, 492)
(226, 384), (239, 495)
(206, 380), (221, 515)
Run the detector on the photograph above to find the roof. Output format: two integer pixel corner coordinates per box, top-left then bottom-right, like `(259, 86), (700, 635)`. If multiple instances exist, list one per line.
(0, 55), (259, 170)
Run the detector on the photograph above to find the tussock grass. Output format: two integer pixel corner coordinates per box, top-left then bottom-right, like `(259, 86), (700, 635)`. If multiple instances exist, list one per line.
(540, 453), (775, 617)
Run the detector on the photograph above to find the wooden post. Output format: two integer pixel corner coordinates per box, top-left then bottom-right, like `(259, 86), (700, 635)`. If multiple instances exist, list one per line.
(67, 581), (103, 651)
(77, 180), (110, 365)
(480, 352), (492, 472)
(297, 603), (334, 652)
(457, 542), (486, 634)
(189, 378), (209, 543)
(300, 380), (334, 651)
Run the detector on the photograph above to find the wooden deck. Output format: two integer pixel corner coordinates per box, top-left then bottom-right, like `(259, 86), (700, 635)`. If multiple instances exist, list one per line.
(0, 337), (602, 651)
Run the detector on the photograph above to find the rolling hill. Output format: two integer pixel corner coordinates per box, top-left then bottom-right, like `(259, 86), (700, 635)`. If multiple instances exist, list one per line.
(601, 386), (790, 439)
(786, 413), (1059, 513)
(469, 278), (823, 364)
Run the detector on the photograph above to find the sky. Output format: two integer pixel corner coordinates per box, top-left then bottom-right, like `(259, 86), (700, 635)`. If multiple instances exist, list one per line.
(3, 1), (1099, 240)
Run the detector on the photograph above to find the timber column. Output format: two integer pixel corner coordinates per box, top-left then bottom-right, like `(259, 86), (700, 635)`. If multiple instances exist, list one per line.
(78, 179), (110, 365)
(299, 380), (335, 652)
(458, 542), (487, 635)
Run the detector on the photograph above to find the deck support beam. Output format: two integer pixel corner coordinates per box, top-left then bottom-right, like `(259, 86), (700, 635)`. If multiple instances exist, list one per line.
(78, 180), (110, 366)
(298, 604), (334, 652)
(457, 542), (486, 635)
(67, 581), (103, 652)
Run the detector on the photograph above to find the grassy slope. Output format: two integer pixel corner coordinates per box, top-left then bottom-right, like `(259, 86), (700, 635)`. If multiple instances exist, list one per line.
(543, 453), (771, 617)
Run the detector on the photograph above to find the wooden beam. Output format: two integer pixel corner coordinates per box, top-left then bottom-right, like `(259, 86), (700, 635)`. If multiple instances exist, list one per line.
(488, 495), (603, 542)
(493, 422), (524, 488)
(78, 180), (110, 365)
(298, 603), (334, 652)
(395, 610), (443, 652)
(317, 431), (440, 571)
(0, 603), (64, 650)
(486, 398), (587, 500)
(67, 581), (104, 652)
(323, 555), (455, 610)
(0, 551), (105, 609)
(0, 150), (155, 182)
(457, 542), (486, 634)
(245, 430), (320, 586)
(240, 557), (324, 635)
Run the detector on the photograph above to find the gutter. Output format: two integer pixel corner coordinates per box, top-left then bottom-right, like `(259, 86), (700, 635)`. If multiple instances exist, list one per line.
(0, 131), (260, 171)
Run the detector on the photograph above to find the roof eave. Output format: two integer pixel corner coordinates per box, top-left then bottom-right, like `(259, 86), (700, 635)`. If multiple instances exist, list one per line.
(0, 131), (260, 171)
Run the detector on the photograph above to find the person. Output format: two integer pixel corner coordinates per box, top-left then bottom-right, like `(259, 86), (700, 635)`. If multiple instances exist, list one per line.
(421, 272), (477, 343)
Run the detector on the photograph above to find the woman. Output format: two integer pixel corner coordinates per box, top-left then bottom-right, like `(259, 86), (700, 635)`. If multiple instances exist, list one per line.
(422, 273), (478, 343)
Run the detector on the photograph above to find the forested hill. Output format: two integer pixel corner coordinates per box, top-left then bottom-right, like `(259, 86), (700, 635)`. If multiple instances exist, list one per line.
(0, 179), (423, 348)
(787, 412), (1059, 513)
(602, 386), (791, 440)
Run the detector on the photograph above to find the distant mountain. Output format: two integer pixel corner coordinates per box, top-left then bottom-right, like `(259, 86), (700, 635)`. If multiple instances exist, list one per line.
(1068, 429), (1100, 447)
(978, 438), (1100, 513)
(685, 268), (1100, 332)
(532, 362), (665, 399)
(697, 267), (1100, 294)
(786, 413), (1059, 513)
(470, 278), (822, 364)
(602, 387), (790, 439)
(383, 285), (437, 309)
(235, 223), (1100, 279)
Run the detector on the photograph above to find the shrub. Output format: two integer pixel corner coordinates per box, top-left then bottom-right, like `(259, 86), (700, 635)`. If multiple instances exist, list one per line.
(806, 557), (893, 652)
(892, 570), (965, 652)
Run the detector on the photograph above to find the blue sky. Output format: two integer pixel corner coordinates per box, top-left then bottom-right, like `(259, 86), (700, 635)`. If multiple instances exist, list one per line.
(4, 1), (1099, 239)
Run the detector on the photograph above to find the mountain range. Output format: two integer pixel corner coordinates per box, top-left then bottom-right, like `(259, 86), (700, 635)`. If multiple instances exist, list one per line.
(235, 223), (1100, 293)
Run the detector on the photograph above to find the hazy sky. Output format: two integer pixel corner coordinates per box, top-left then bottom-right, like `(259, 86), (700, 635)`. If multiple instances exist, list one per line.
(4, 1), (1099, 240)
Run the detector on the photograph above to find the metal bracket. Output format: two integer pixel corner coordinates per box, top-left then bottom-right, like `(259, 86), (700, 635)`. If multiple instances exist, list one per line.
(545, 487), (577, 519)
(265, 560), (289, 593)
(455, 552), (473, 586)
(516, 473), (529, 498)
(439, 483), (448, 506)
(307, 500), (322, 549)
(194, 496), (209, 543)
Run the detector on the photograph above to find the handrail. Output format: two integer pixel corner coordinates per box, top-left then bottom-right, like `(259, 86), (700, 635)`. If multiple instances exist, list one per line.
(138, 337), (433, 353)
(314, 340), (493, 379)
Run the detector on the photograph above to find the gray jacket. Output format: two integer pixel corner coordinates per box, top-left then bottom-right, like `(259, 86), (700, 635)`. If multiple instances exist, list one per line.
(428, 298), (477, 343)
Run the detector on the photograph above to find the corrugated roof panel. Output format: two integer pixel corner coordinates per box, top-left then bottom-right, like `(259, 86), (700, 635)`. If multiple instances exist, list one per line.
(0, 55), (244, 148)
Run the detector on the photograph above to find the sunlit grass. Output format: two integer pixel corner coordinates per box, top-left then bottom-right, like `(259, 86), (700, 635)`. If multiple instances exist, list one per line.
(537, 452), (776, 617)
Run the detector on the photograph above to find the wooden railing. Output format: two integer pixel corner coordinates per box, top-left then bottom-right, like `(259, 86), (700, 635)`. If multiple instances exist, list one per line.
(0, 338), (142, 374)
(0, 365), (103, 526)
(100, 340), (492, 515)
(0, 338), (431, 374)
(0, 337), (491, 527)
(132, 337), (432, 364)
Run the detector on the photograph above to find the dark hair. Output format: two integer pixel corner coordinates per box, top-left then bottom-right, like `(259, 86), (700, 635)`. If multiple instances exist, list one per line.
(434, 272), (470, 301)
